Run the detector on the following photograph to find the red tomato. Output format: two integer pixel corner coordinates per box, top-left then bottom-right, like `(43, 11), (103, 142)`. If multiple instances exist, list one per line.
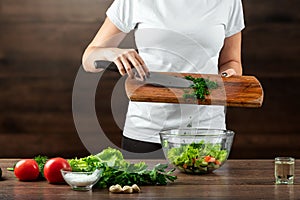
(43, 157), (71, 183)
(204, 156), (216, 163)
(14, 159), (39, 181)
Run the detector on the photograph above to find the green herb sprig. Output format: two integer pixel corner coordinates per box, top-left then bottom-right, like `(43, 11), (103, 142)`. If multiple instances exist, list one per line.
(34, 155), (48, 179)
(183, 76), (218, 100)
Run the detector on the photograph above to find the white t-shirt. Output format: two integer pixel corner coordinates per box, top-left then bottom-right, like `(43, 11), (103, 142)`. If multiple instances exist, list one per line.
(106, 0), (245, 143)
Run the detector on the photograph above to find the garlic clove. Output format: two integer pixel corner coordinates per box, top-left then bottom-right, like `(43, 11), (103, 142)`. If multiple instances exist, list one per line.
(131, 184), (141, 193)
(122, 185), (133, 194)
(109, 185), (123, 193)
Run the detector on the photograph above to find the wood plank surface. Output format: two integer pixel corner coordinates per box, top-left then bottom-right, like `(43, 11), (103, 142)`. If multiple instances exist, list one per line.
(0, 159), (299, 199)
(0, 133), (89, 158)
(125, 73), (263, 108)
(242, 24), (300, 77)
(0, 0), (299, 159)
(0, 0), (112, 23)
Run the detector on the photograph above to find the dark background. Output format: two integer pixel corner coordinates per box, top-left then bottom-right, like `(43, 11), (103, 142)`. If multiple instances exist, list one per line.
(0, 0), (299, 158)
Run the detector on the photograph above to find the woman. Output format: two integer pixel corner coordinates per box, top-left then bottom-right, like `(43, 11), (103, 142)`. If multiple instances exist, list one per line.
(82, 0), (245, 153)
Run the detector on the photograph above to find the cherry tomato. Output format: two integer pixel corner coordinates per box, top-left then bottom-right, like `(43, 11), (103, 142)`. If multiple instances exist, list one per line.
(14, 159), (40, 181)
(43, 157), (71, 183)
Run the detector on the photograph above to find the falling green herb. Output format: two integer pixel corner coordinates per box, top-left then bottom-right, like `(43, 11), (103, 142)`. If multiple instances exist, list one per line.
(183, 76), (218, 100)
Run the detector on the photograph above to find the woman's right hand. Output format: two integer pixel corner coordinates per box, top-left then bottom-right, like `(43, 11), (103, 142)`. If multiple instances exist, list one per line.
(113, 48), (149, 80)
(82, 17), (149, 79)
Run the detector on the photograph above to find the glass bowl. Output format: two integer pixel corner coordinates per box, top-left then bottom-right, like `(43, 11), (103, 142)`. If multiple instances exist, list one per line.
(61, 169), (103, 191)
(159, 128), (235, 174)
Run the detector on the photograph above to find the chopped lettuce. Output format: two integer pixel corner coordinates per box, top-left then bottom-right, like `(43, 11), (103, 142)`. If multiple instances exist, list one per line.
(167, 141), (228, 174)
(68, 155), (102, 172)
(96, 147), (124, 167)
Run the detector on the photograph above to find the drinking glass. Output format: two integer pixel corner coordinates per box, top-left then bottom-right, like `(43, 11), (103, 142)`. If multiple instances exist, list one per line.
(275, 157), (295, 184)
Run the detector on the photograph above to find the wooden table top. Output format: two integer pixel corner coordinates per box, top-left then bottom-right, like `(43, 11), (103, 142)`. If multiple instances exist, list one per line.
(0, 159), (299, 199)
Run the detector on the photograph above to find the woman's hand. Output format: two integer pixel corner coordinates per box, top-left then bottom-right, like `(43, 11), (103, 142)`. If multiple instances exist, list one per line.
(221, 69), (237, 77)
(82, 17), (149, 79)
(113, 49), (149, 80)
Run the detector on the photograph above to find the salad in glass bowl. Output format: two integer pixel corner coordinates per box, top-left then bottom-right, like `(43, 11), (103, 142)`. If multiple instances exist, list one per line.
(159, 128), (235, 174)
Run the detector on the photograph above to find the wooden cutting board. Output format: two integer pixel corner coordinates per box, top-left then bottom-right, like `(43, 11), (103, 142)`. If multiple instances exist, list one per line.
(125, 72), (264, 108)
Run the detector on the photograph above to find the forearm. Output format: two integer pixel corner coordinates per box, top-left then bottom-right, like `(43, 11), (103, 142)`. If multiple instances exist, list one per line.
(218, 32), (243, 77)
(82, 47), (123, 73)
(82, 17), (128, 73)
